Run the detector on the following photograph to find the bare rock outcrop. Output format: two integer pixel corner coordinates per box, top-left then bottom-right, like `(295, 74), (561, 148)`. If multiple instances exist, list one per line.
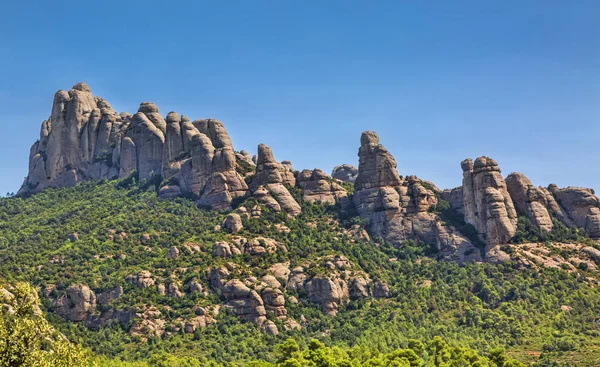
(550, 185), (600, 238)
(248, 144), (301, 216)
(221, 279), (269, 327)
(461, 157), (517, 246)
(305, 277), (348, 316)
(297, 169), (348, 206)
(212, 241), (241, 258)
(53, 284), (96, 322)
(505, 173), (553, 232)
(19, 83), (127, 194)
(19, 83), (248, 212)
(331, 164), (358, 183)
(125, 105), (165, 181)
(96, 286), (124, 305)
(223, 213), (243, 233)
(352, 131), (480, 262)
(126, 271), (155, 289)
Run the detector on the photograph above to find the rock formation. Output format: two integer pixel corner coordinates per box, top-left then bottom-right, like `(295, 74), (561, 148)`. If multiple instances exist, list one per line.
(52, 284), (97, 322)
(352, 131), (480, 262)
(248, 144), (301, 216)
(297, 169), (348, 206)
(19, 83), (600, 252)
(460, 157), (518, 247)
(331, 164), (358, 183)
(19, 83), (127, 194)
(19, 83), (247, 212)
(505, 173), (553, 232)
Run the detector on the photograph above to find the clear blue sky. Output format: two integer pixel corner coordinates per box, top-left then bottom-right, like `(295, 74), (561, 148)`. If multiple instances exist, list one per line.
(1, 1), (598, 195)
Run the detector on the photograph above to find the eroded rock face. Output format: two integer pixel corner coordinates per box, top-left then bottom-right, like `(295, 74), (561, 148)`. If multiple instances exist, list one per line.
(352, 131), (480, 262)
(305, 277), (348, 316)
(221, 279), (268, 326)
(19, 83), (127, 194)
(297, 169), (348, 206)
(248, 144), (301, 216)
(331, 164), (358, 183)
(53, 284), (96, 322)
(550, 185), (600, 238)
(461, 157), (517, 246)
(19, 83), (247, 212)
(126, 106), (165, 181)
(505, 173), (553, 232)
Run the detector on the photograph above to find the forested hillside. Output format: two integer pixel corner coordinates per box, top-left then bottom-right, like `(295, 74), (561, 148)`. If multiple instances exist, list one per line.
(1, 179), (600, 366)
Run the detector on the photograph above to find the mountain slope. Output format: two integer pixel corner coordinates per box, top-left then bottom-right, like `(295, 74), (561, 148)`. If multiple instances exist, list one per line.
(2, 180), (600, 365)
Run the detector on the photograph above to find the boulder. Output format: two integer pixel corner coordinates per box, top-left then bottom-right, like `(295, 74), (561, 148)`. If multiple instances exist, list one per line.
(189, 281), (204, 294)
(53, 284), (96, 322)
(304, 276), (349, 316)
(125, 271), (155, 289)
(261, 287), (287, 318)
(223, 213), (243, 233)
(212, 241), (241, 258)
(96, 286), (124, 305)
(166, 246), (180, 259)
(167, 283), (183, 298)
(221, 279), (267, 325)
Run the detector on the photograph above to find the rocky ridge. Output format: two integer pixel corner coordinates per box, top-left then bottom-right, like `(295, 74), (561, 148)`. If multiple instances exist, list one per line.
(20, 83), (600, 257)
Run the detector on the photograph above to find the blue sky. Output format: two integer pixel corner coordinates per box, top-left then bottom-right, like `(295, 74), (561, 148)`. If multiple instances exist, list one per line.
(1, 1), (598, 195)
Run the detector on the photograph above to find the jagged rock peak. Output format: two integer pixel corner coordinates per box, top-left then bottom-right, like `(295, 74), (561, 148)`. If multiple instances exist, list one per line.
(354, 131), (401, 191)
(257, 144), (276, 166)
(360, 130), (379, 146)
(249, 143), (300, 216)
(352, 131), (480, 262)
(192, 118), (232, 149)
(473, 156), (500, 173)
(461, 156), (517, 247)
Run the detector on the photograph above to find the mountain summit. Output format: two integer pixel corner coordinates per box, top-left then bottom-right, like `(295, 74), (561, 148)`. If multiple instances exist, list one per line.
(19, 83), (600, 261)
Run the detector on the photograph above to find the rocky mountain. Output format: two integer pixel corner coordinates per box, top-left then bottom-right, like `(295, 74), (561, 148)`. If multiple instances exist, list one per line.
(19, 83), (600, 262)
(6, 83), (600, 366)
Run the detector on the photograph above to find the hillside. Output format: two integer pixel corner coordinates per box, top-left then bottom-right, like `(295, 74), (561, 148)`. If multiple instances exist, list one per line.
(2, 180), (600, 366)
(3, 82), (600, 366)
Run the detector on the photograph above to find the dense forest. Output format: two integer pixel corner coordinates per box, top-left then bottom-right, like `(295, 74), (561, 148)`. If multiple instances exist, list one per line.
(1, 178), (599, 366)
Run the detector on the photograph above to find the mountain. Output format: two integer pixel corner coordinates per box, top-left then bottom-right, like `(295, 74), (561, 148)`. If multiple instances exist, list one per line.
(19, 83), (600, 259)
(3, 83), (600, 366)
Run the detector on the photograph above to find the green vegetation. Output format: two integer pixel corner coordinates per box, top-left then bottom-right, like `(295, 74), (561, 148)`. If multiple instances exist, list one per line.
(0, 181), (599, 365)
(511, 216), (593, 245)
(0, 282), (89, 366)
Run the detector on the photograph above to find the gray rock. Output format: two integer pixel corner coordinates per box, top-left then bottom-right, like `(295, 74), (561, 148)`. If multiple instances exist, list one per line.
(223, 213), (243, 233)
(53, 284), (96, 322)
(248, 144), (301, 216)
(297, 169), (348, 206)
(331, 164), (358, 183)
(461, 157), (517, 246)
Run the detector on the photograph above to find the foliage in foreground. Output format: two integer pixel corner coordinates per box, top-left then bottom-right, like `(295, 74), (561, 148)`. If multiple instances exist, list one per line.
(0, 282), (89, 367)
